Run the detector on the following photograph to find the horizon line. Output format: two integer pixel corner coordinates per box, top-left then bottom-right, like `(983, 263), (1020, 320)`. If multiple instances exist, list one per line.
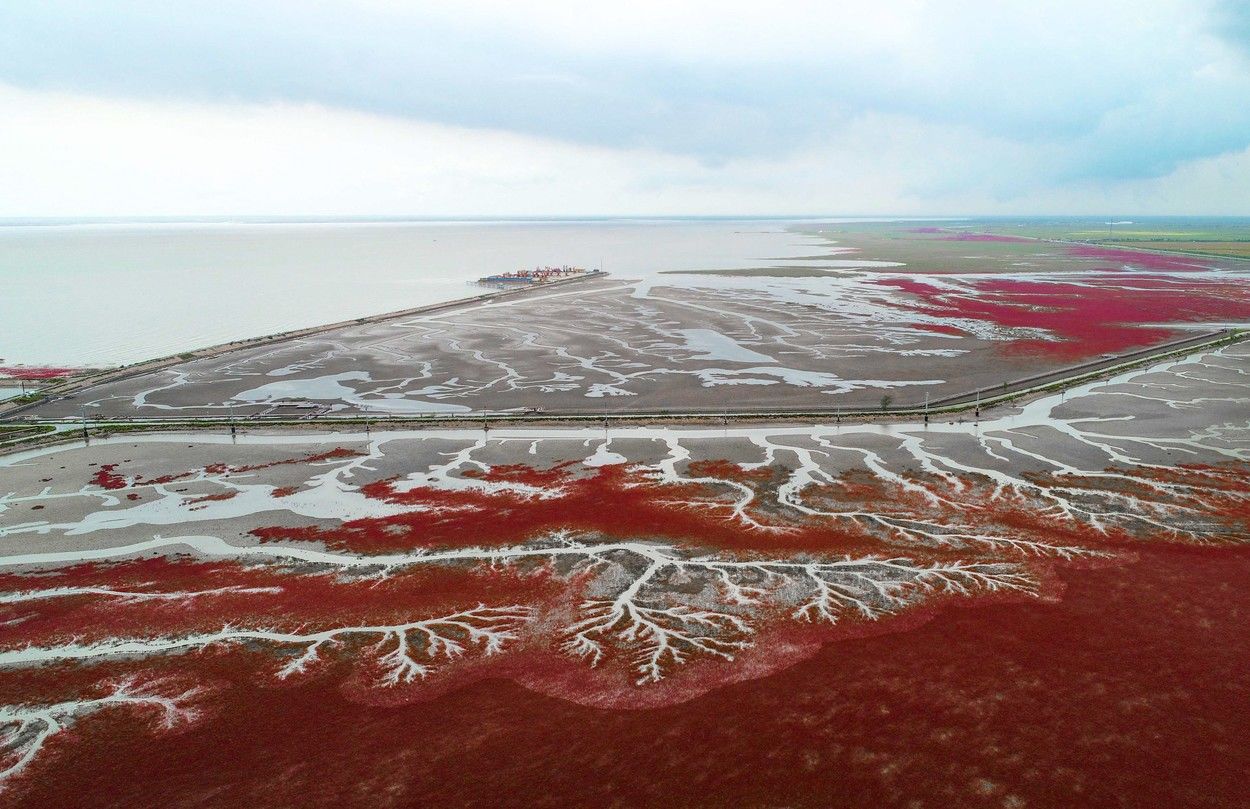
(5, 213), (1250, 228)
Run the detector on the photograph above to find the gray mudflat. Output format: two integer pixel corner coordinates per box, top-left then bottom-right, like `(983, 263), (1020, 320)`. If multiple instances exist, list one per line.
(19, 275), (1116, 419)
(4, 342), (1246, 557)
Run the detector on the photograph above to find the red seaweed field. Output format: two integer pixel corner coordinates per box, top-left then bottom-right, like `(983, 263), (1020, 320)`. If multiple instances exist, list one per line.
(0, 367), (81, 381)
(878, 273), (1250, 358)
(1, 335), (1249, 807)
(1, 428), (1248, 806)
(5, 542), (1245, 809)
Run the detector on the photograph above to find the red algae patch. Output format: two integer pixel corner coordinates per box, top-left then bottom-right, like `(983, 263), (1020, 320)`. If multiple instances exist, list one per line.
(877, 273), (1250, 358)
(89, 464), (127, 491)
(255, 463), (874, 555)
(0, 558), (555, 655)
(939, 232), (1036, 243)
(910, 322), (964, 337)
(87, 448), (364, 492)
(185, 491), (239, 509)
(0, 366), (81, 380)
(5, 545), (1249, 808)
(205, 447), (362, 476)
(1065, 243), (1213, 272)
(5, 451), (1250, 805)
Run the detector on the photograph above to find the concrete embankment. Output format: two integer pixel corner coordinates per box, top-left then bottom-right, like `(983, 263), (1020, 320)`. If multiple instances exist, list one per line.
(923, 329), (1232, 409)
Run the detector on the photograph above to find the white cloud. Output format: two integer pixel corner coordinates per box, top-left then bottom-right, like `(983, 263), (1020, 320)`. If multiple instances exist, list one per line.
(5, 0), (1249, 194)
(0, 84), (686, 216)
(398, 0), (928, 63)
(1023, 144), (1250, 215)
(2, 81), (1249, 218)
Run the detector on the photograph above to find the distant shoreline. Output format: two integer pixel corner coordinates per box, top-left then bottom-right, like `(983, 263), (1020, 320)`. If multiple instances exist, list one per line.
(0, 215), (969, 229)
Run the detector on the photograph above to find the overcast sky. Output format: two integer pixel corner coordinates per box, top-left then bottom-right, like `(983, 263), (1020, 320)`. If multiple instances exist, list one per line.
(3, 1), (1250, 217)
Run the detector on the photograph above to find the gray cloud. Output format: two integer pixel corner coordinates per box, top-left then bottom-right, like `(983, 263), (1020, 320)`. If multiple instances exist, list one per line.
(3, 1), (1250, 202)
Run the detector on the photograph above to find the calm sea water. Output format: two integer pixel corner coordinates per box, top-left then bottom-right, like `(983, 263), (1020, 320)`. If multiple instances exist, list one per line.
(0, 219), (834, 367)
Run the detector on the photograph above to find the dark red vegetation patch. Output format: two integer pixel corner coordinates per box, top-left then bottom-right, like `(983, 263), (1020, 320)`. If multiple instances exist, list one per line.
(249, 458), (1250, 560)
(0, 366), (80, 380)
(1065, 243), (1212, 272)
(253, 463), (881, 556)
(685, 458), (777, 484)
(460, 460), (579, 487)
(89, 448), (363, 491)
(6, 544), (1248, 809)
(939, 232), (1035, 243)
(204, 447), (361, 476)
(90, 464), (126, 490)
(878, 274), (1250, 358)
(185, 491), (239, 509)
(910, 322), (964, 337)
(8, 457), (1250, 806)
(0, 557), (556, 652)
